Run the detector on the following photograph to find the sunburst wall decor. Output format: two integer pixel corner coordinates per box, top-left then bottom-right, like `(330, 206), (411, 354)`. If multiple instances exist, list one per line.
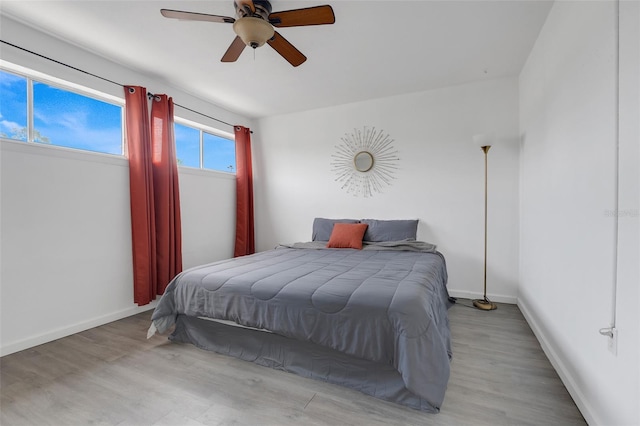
(331, 127), (400, 197)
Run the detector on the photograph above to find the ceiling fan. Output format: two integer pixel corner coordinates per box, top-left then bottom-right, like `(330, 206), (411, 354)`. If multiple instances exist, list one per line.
(160, 1), (335, 67)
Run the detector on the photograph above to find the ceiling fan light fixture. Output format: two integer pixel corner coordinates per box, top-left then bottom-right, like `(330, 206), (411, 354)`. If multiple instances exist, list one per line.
(233, 17), (274, 49)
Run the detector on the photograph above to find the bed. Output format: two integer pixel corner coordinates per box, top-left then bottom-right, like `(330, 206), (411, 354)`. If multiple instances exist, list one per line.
(148, 219), (452, 413)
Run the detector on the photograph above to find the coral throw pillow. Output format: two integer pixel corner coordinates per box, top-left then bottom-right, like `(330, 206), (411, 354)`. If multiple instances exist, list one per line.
(326, 223), (369, 249)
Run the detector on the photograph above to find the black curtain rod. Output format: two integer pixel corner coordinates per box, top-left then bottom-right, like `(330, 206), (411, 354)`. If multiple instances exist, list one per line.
(1, 39), (242, 131)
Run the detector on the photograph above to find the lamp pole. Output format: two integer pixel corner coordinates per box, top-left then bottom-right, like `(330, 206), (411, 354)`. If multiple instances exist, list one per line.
(473, 143), (497, 311)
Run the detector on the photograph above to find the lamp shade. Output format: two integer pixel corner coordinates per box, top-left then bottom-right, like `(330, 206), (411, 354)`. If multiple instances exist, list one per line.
(473, 134), (492, 148)
(233, 17), (275, 49)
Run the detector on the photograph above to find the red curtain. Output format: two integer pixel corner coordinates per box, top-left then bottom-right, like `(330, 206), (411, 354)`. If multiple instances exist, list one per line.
(151, 94), (182, 293)
(124, 87), (182, 305)
(124, 86), (157, 305)
(233, 126), (255, 257)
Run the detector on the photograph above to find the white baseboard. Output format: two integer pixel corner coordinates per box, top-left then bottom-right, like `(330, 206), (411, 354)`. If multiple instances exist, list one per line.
(448, 289), (517, 304)
(0, 302), (157, 357)
(517, 297), (598, 426)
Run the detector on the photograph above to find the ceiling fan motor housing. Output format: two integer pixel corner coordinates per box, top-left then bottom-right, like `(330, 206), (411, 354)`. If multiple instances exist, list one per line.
(235, 0), (272, 19)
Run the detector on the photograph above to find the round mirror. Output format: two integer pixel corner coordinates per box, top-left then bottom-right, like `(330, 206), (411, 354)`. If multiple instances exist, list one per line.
(354, 151), (374, 172)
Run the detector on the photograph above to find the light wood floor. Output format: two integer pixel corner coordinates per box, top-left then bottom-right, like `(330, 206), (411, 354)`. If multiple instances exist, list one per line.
(1, 300), (585, 425)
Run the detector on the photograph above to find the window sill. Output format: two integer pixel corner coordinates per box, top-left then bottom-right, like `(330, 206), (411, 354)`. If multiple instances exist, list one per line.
(178, 166), (236, 180)
(1, 138), (127, 167)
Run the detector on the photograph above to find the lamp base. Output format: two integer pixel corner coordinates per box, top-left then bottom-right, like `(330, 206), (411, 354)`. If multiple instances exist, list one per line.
(472, 298), (497, 311)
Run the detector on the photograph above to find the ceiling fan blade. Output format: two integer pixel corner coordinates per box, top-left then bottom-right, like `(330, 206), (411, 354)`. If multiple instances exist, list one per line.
(235, 1), (256, 13)
(160, 9), (235, 24)
(269, 5), (335, 28)
(221, 36), (247, 62)
(267, 31), (307, 67)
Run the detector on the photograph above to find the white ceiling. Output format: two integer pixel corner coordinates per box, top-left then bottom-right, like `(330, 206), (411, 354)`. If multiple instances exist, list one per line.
(0, 1), (552, 119)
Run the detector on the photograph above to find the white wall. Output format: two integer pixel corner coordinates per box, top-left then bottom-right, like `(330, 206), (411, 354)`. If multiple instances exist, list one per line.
(0, 16), (249, 356)
(254, 77), (520, 303)
(518, 1), (639, 425)
(179, 168), (236, 269)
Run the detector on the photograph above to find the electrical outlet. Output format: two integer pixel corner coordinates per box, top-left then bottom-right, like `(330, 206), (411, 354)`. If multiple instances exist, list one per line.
(608, 328), (618, 355)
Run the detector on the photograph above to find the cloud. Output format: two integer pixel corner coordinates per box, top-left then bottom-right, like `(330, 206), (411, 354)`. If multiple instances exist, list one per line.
(1, 119), (22, 133)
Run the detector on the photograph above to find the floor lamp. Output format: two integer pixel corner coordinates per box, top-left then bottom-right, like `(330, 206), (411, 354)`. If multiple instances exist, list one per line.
(472, 135), (497, 311)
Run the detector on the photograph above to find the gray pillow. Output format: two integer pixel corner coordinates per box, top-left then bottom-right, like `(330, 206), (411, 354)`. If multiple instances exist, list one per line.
(361, 219), (419, 242)
(312, 218), (360, 241)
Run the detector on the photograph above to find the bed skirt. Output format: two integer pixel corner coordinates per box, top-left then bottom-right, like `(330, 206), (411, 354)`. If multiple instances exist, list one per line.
(170, 314), (441, 413)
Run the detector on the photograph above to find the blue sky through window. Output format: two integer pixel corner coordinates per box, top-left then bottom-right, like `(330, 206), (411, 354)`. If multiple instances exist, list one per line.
(1, 69), (122, 154)
(174, 122), (200, 167)
(33, 81), (122, 154)
(0, 71), (27, 140)
(204, 132), (235, 173)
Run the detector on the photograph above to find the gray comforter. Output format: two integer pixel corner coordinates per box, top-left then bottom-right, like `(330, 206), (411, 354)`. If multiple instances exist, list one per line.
(150, 241), (451, 409)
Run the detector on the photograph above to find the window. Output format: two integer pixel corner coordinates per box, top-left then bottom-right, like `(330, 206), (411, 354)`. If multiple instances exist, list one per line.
(0, 69), (123, 155)
(2, 66), (233, 168)
(174, 120), (235, 173)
